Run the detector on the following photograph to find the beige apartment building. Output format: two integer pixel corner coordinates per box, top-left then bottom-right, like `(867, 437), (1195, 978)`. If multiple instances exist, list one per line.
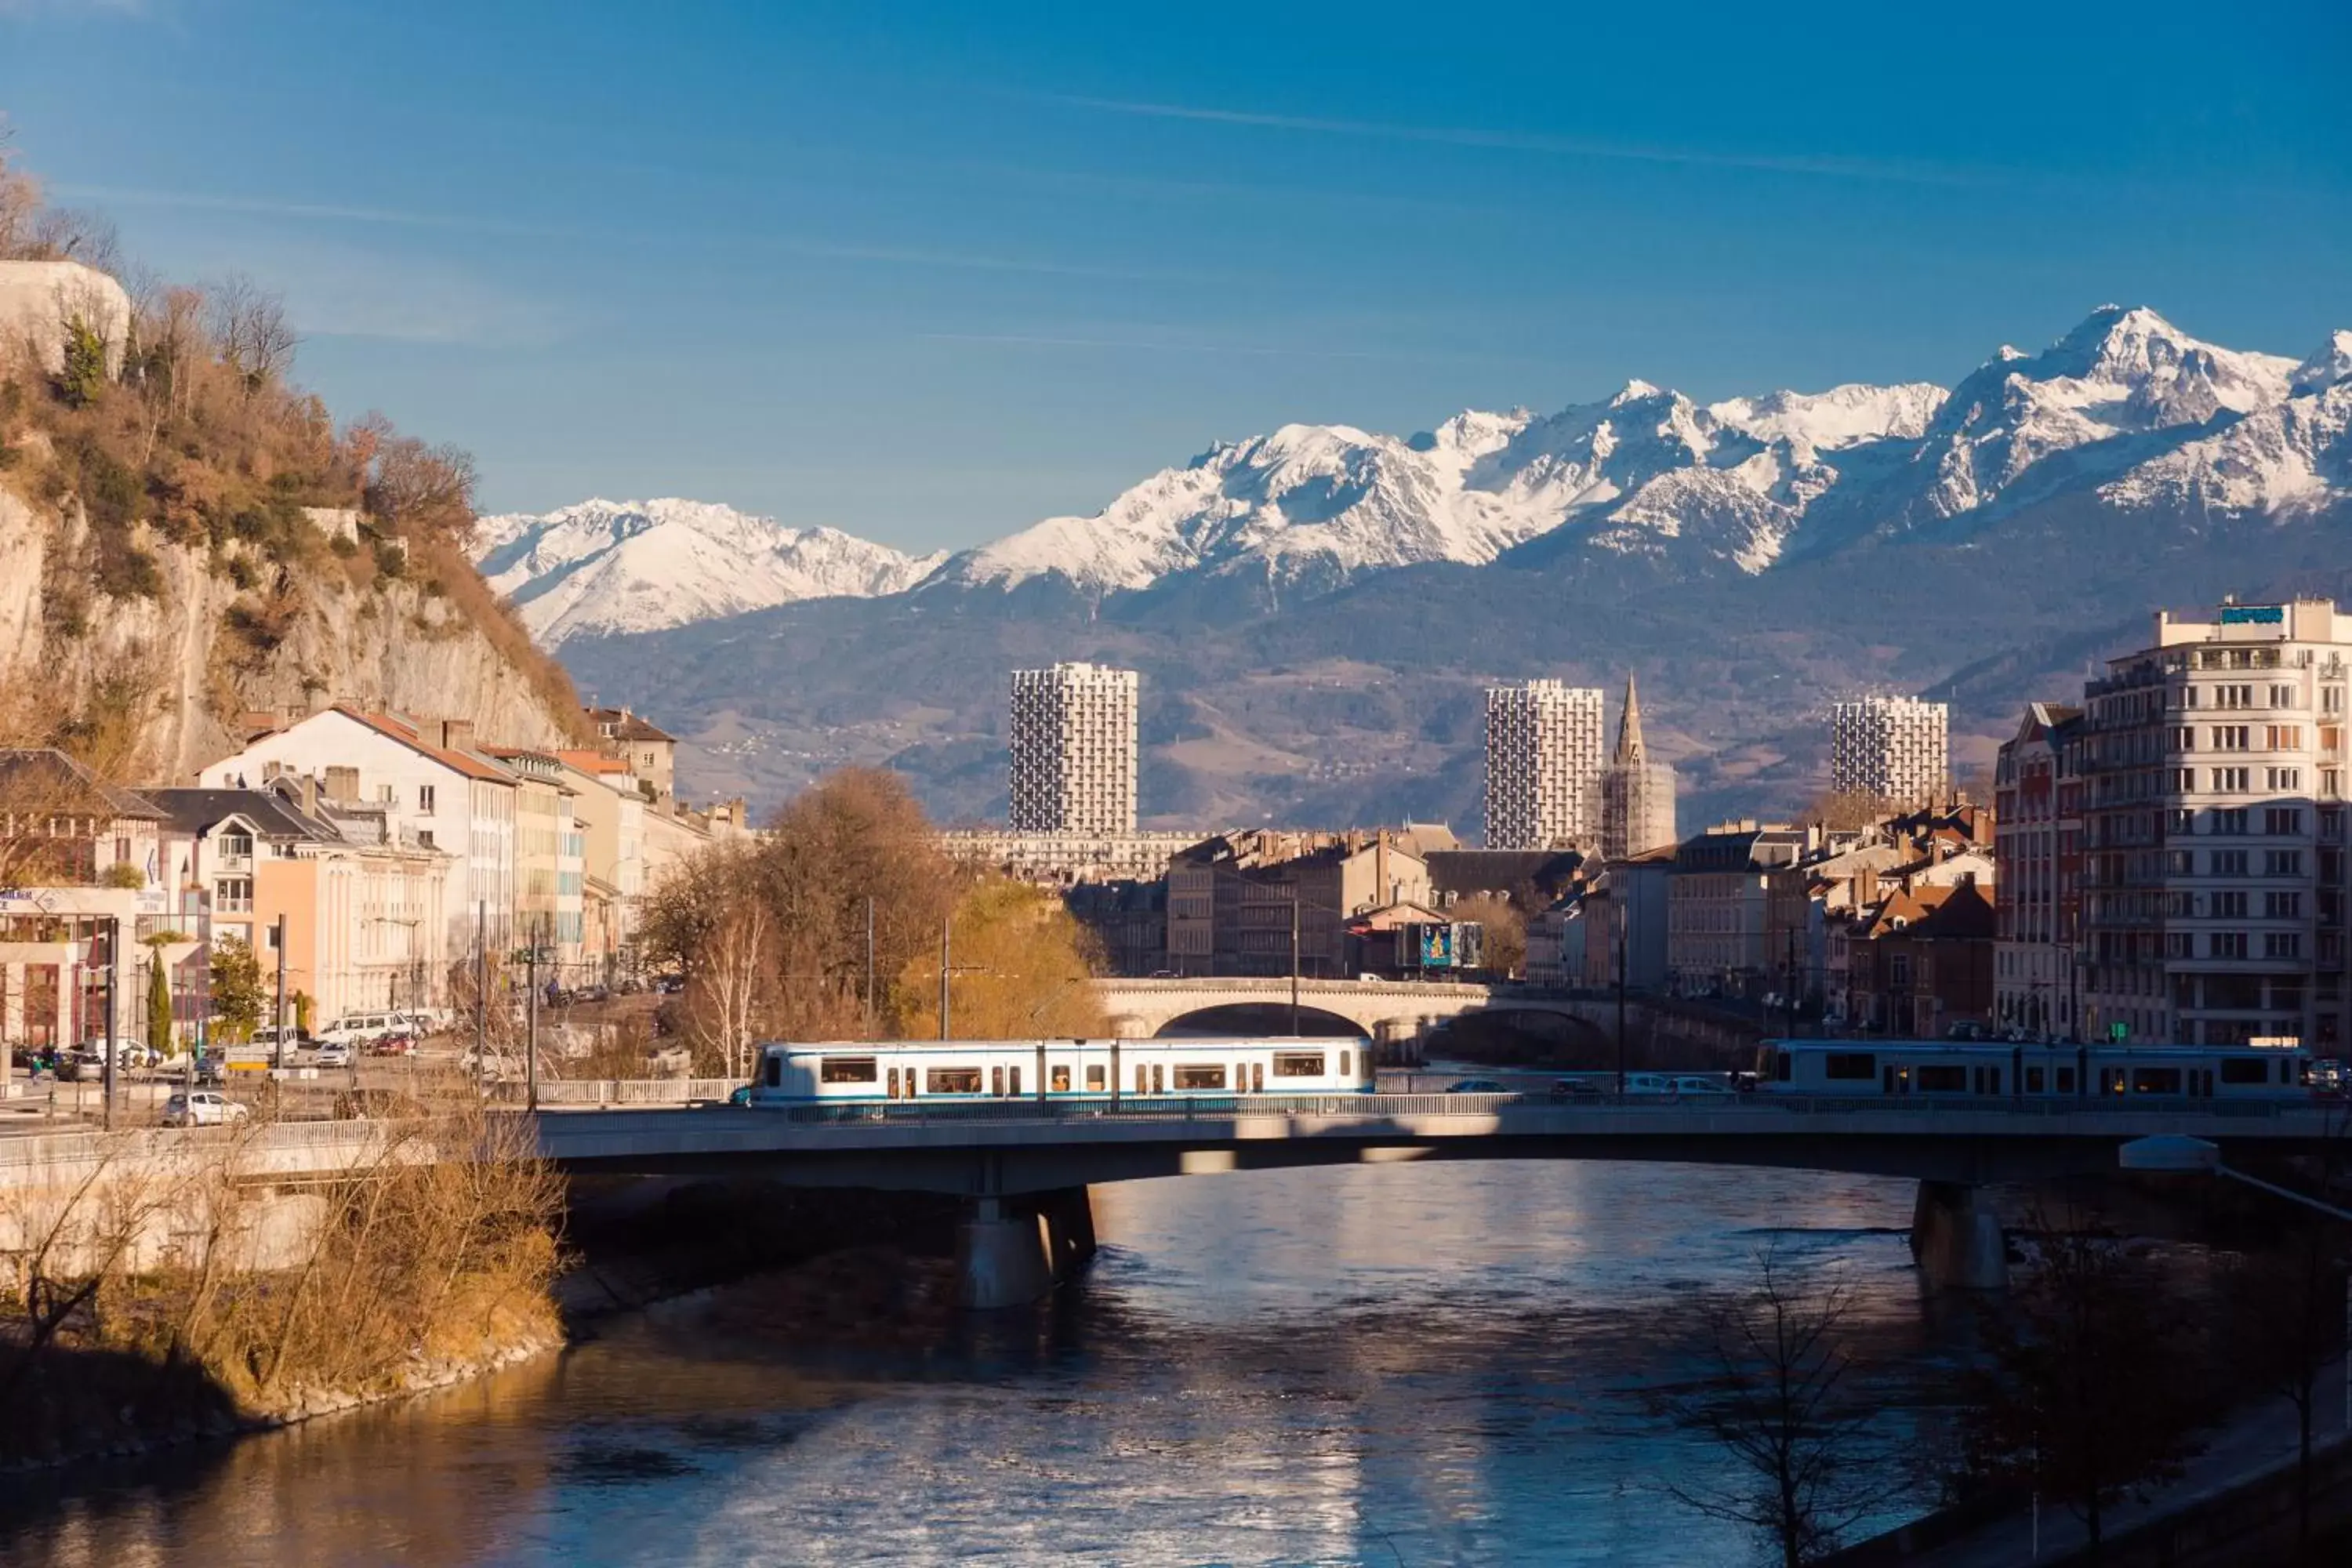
(2077, 597), (2352, 1049)
(1167, 829), (1431, 978)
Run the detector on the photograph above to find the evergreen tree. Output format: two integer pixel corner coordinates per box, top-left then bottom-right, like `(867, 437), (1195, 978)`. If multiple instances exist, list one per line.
(209, 935), (264, 1044)
(144, 948), (172, 1053)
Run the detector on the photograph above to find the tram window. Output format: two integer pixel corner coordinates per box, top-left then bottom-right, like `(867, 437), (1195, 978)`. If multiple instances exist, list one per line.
(886, 1067), (899, 1098)
(1340, 1050), (1352, 1079)
(1917, 1065), (1967, 1092)
(1138, 1064), (1149, 1094)
(764, 1054), (783, 1088)
(1152, 1064), (1165, 1094)
(1988, 1069), (2001, 1094)
(1824, 1053), (1876, 1081)
(2220, 1058), (2267, 1085)
(2056, 1068), (2077, 1093)
(820, 1055), (878, 1083)
(1175, 1065), (1228, 1091)
(2132, 1068), (2183, 1094)
(1008, 1065), (1022, 1097)
(1882, 1066), (1896, 1094)
(2026, 1067), (2045, 1093)
(1253, 1062), (1265, 1093)
(1051, 1065), (1072, 1093)
(990, 1066), (1004, 1097)
(1086, 1065), (1106, 1091)
(927, 1067), (983, 1094)
(1272, 1051), (1327, 1078)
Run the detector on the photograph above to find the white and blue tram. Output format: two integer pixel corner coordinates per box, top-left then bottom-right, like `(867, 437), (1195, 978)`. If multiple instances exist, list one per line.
(1753, 1038), (2318, 1102)
(747, 1036), (1375, 1106)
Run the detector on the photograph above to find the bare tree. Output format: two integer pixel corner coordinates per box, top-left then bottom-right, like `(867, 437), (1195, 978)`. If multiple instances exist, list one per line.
(688, 901), (773, 1081)
(1955, 1209), (2213, 1558)
(1657, 1246), (1904, 1567)
(205, 272), (299, 391)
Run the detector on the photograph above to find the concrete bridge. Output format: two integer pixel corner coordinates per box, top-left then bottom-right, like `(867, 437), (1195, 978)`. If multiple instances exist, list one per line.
(1094, 978), (1592, 1043)
(6, 1095), (2337, 1305)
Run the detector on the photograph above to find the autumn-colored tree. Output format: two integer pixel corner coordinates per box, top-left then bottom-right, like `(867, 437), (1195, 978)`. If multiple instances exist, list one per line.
(892, 877), (1110, 1040)
(753, 767), (959, 1040)
(1451, 892), (1528, 979)
(209, 935), (264, 1044)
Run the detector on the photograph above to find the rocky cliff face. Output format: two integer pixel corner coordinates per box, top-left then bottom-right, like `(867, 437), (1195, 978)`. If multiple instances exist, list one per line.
(0, 482), (572, 780)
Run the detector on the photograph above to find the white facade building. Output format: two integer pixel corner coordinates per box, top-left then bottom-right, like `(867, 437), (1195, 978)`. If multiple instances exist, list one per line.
(1831, 695), (1950, 804)
(1483, 681), (1604, 849)
(196, 706), (518, 965)
(1008, 663), (1139, 835)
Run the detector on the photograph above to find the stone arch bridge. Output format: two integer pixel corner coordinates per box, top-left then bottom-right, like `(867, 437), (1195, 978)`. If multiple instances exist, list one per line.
(1094, 978), (1592, 1047)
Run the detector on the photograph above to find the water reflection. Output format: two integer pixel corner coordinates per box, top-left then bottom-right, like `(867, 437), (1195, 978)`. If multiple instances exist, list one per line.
(0, 1161), (1951, 1567)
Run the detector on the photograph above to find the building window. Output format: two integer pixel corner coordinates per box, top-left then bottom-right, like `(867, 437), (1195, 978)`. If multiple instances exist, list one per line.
(2266, 931), (2303, 960)
(2211, 849), (2248, 876)
(2212, 931), (2249, 959)
(215, 877), (252, 913)
(2214, 767), (2250, 793)
(2265, 889), (2303, 917)
(2215, 808), (2250, 835)
(2213, 725), (2251, 750)
(419, 785), (436, 813)
(2269, 725), (2304, 751)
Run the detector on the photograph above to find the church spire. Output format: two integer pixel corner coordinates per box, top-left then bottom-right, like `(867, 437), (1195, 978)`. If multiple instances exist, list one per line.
(1614, 672), (1646, 766)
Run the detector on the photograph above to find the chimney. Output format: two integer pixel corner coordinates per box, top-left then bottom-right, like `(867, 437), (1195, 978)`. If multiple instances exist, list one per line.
(299, 774), (318, 818)
(440, 718), (475, 753)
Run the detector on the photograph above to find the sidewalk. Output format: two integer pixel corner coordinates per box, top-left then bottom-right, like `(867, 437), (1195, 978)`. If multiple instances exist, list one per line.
(1856, 1361), (2350, 1566)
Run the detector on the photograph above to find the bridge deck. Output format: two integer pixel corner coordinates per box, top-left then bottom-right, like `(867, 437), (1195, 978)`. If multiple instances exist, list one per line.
(6, 1095), (2332, 1197)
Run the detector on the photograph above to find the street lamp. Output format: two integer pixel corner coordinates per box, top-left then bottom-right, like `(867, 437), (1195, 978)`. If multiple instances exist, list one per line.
(2118, 1134), (2352, 1431)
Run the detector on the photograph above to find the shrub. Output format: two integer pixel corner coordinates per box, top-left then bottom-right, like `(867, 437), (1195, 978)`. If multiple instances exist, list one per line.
(55, 318), (107, 409)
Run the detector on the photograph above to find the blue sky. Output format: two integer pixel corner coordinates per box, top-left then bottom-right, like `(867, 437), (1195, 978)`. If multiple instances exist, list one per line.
(4, 0), (2347, 550)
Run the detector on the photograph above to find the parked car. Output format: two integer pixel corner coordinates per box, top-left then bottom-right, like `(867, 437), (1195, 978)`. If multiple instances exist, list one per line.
(1620, 1073), (1674, 1095)
(82, 1037), (161, 1071)
(312, 1041), (354, 1069)
(365, 1032), (416, 1058)
(162, 1090), (250, 1127)
(1668, 1075), (1737, 1097)
(193, 1054), (227, 1085)
(251, 1024), (310, 1052)
(1550, 1078), (1605, 1099)
(1443, 1078), (1508, 1094)
(56, 1050), (103, 1083)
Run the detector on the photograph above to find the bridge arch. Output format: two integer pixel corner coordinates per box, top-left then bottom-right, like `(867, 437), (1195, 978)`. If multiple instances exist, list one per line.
(1149, 1002), (1369, 1039)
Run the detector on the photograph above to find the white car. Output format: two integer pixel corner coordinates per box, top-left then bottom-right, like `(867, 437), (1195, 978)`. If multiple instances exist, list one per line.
(163, 1090), (250, 1127)
(1668, 1075), (1737, 1097)
(312, 1042), (354, 1069)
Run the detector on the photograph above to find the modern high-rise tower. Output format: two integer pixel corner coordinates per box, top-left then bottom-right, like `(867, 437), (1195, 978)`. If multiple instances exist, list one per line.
(1007, 662), (1139, 834)
(1599, 673), (1677, 861)
(1830, 695), (1950, 804)
(1483, 680), (1604, 848)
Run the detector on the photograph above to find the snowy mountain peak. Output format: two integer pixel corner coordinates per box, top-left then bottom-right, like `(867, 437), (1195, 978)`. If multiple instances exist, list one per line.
(472, 498), (943, 644)
(2294, 331), (2352, 395)
(500, 307), (2349, 643)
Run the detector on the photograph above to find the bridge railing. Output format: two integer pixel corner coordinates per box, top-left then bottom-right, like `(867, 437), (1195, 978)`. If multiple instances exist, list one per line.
(759, 1090), (2321, 1126)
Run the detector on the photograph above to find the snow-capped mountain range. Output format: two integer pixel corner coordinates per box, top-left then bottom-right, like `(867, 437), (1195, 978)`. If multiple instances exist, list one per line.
(471, 499), (945, 644)
(479, 307), (2352, 641)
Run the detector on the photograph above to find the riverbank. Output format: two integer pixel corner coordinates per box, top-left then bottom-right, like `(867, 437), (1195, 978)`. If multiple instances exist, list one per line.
(2, 1167), (965, 1472)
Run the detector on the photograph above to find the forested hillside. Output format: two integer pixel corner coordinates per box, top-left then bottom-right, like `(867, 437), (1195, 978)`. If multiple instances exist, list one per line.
(0, 143), (583, 780)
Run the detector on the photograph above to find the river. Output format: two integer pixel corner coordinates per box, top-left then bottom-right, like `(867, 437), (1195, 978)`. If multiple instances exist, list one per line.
(0, 1160), (1967, 1567)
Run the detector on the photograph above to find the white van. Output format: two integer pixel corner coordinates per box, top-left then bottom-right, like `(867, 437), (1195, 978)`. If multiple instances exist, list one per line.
(317, 1011), (415, 1048)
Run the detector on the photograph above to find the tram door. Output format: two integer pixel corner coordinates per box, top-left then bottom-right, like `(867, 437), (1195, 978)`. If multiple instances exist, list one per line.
(887, 1067), (899, 1099)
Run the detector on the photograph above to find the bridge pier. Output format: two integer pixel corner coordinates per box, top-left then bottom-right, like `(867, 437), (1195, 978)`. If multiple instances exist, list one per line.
(956, 1186), (1098, 1310)
(1910, 1181), (2009, 1292)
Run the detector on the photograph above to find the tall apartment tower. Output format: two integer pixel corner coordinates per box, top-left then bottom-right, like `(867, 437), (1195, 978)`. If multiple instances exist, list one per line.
(1599, 673), (1678, 861)
(1483, 680), (1605, 849)
(2076, 598), (2352, 1051)
(1007, 662), (1140, 834)
(1830, 695), (1950, 804)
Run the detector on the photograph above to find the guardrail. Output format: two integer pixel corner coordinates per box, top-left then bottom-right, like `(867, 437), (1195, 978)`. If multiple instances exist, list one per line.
(763, 1090), (2319, 1127)
(499, 1079), (739, 1107)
